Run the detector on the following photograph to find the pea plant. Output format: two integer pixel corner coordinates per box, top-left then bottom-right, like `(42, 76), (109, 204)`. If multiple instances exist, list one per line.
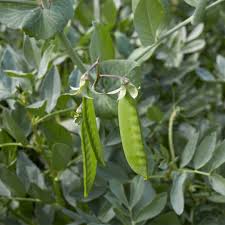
(0, 0), (225, 224)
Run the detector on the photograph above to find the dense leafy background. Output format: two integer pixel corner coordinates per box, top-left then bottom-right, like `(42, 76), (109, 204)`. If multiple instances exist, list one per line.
(0, 0), (225, 224)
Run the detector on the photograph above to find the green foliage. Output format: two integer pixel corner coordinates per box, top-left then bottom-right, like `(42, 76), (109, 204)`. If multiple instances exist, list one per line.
(0, 0), (225, 224)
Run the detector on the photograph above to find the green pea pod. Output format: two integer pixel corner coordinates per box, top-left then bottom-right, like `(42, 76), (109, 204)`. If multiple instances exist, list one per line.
(81, 121), (97, 197)
(192, 0), (208, 25)
(82, 97), (105, 166)
(118, 94), (148, 178)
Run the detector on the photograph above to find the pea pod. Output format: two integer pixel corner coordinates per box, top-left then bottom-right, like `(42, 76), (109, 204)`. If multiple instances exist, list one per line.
(118, 94), (148, 178)
(81, 121), (97, 197)
(82, 97), (105, 165)
(192, 0), (208, 25)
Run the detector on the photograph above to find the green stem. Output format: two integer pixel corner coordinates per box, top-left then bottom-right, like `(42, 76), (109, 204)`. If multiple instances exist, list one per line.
(0, 196), (41, 203)
(41, 0), (49, 8)
(148, 174), (165, 180)
(180, 168), (210, 177)
(168, 107), (180, 165)
(0, 0), (37, 5)
(58, 33), (86, 74)
(0, 143), (37, 150)
(93, 0), (100, 22)
(34, 107), (74, 125)
(52, 177), (65, 206)
(137, 0), (225, 62)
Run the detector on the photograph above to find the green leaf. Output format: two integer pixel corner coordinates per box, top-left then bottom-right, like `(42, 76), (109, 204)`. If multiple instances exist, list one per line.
(196, 68), (215, 82)
(209, 174), (225, 196)
(133, 0), (166, 46)
(0, 167), (26, 197)
(135, 193), (167, 222)
(151, 212), (181, 225)
(51, 143), (73, 172)
(128, 44), (159, 64)
(16, 152), (46, 191)
(89, 23), (114, 62)
(100, 60), (141, 89)
(29, 183), (54, 203)
(192, 0), (208, 25)
(207, 140), (225, 171)
(23, 35), (41, 69)
(2, 109), (28, 145)
(40, 120), (73, 147)
(101, 0), (117, 26)
(109, 180), (128, 206)
(37, 44), (56, 78)
(0, 179), (11, 197)
(93, 94), (118, 119)
(40, 66), (61, 113)
(184, 0), (197, 7)
(129, 176), (145, 208)
(147, 105), (164, 122)
(170, 172), (187, 215)
(132, 0), (141, 12)
(180, 131), (199, 168)
(193, 132), (216, 169)
(0, 0), (74, 40)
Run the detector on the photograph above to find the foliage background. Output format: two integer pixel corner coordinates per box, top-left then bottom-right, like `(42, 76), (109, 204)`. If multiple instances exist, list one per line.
(0, 0), (225, 224)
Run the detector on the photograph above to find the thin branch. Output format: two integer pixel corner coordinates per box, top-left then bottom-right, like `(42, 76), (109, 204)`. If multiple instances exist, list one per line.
(0, 0), (37, 5)
(34, 107), (75, 125)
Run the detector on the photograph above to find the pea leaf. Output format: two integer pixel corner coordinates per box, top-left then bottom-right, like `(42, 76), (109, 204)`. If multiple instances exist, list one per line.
(193, 132), (217, 169)
(51, 143), (73, 172)
(89, 23), (115, 63)
(0, 0), (74, 40)
(180, 131), (199, 168)
(40, 66), (61, 113)
(133, 0), (166, 46)
(206, 140), (225, 171)
(170, 172), (187, 215)
(0, 167), (26, 197)
(16, 152), (46, 191)
(2, 109), (28, 145)
(129, 176), (145, 208)
(0, 180), (11, 197)
(151, 212), (181, 225)
(135, 193), (167, 222)
(209, 174), (225, 196)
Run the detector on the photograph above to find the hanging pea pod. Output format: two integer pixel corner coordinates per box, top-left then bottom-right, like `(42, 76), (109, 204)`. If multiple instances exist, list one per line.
(82, 95), (105, 166)
(81, 121), (97, 197)
(192, 0), (208, 25)
(118, 92), (148, 178)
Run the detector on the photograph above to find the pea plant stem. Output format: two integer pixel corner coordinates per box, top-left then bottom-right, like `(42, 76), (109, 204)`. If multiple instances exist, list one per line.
(34, 107), (75, 125)
(93, 0), (100, 22)
(168, 107), (180, 167)
(58, 32), (86, 74)
(0, 143), (37, 150)
(180, 168), (210, 177)
(137, 0), (225, 62)
(0, 0), (37, 5)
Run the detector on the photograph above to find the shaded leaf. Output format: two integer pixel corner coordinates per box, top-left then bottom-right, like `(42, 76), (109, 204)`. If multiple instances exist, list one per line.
(180, 131), (199, 168)
(51, 143), (73, 172)
(135, 193), (167, 222)
(40, 66), (61, 113)
(170, 172), (187, 215)
(193, 132), (216, 169)
(209, 174), (225, 196)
